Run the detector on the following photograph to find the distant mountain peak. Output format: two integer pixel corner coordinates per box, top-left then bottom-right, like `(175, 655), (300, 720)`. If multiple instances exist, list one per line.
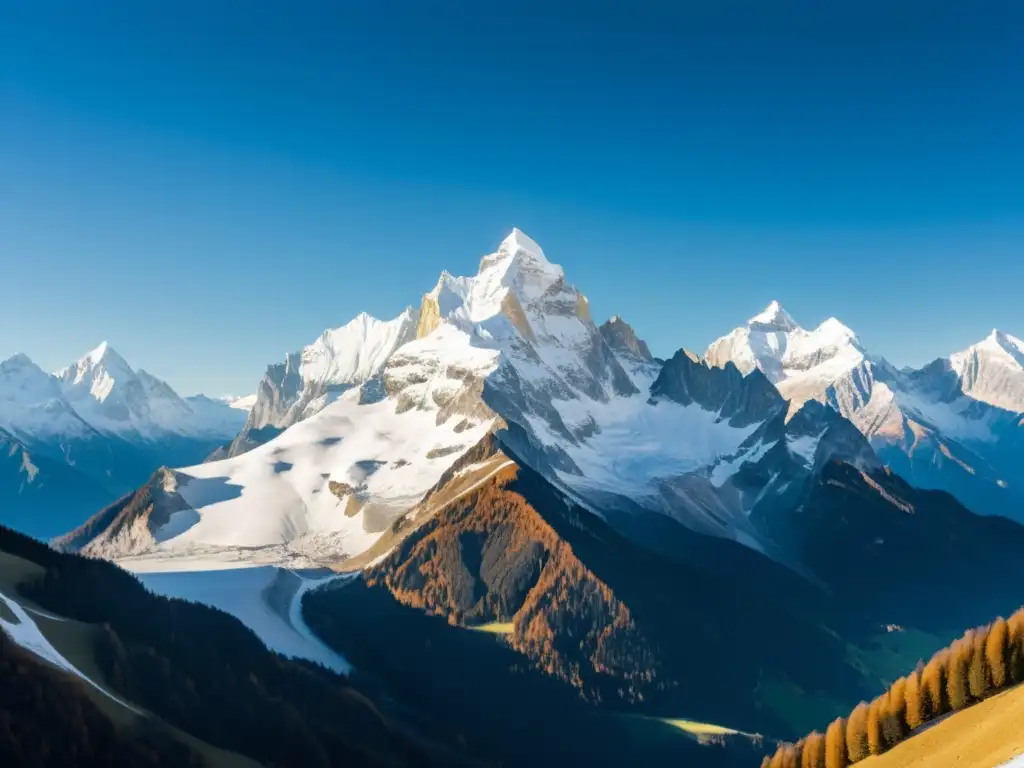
(747, 300), (799, 331)
(0, 352), (39, 371)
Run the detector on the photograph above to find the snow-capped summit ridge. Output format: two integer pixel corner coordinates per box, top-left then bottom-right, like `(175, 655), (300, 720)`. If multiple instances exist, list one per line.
(748, 300), (799, 331)
(499, 227), (545, 258)
(476, 228), (563, 298)
(87, 341), (113, 365)
(945, 328), (1024, 413)
(987, 330), (1024, 366)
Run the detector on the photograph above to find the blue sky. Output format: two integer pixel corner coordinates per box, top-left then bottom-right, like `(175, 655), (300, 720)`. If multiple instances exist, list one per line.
(1, 1), (1021, 395)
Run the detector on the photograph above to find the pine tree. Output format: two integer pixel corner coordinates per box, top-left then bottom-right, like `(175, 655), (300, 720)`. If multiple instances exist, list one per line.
(761, 756), (772, 768)
(845, 702), (870, 763)
(866, 698), (884, 756)
(883, 677), (908, 746)
(987, 617), (1010, 689)
(825, 717), (848, 768)
(969, 627), (992, 701)
(802, 732), (826, 768)
(922, 651), (948, 718)
(770, 749), (784, 768)
(947, 640), (971, 711)
(904, 669), (925, 731)
(1009, 610), (1024, 684)
(781, 742), (801, 768)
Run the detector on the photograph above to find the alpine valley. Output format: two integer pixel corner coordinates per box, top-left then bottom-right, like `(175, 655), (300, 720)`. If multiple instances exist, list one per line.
(5, 230), (1024, 766)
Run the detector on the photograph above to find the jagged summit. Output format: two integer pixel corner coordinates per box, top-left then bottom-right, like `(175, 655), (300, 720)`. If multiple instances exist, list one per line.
(499, 227), (545, 258)
(747, 300), (799, 331)
(474, 228), (564, 312)
(946, 328), (1024, 413)
(600, 315), (654, 362)
(986, 329), (1024, 364)
(87, 340), (113, 364)
(56, 341), (137, 402)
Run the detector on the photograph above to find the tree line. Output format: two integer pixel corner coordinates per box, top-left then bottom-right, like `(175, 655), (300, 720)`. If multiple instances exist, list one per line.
(761, 607), (1024, 767)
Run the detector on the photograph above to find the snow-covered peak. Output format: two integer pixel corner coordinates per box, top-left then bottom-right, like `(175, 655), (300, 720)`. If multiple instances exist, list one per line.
(469, 228), (565, 320)
(977, 330), (1024, 367)
(0, 353), (97, 441)
(499, 227), (545, 259)
(0, 353), (63, 399)
(947, 329), (1024, 412)
(747, 301), (799, 332)
(706, 304), (868, 410)
(50, 343), (242, 441)
(302, 307), (419, 386)
(57, 342), (136, 403)
(1, 352), (37, 371)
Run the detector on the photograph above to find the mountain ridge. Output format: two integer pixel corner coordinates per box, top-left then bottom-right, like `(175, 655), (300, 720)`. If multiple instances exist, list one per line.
(705, 301), (1024, 521)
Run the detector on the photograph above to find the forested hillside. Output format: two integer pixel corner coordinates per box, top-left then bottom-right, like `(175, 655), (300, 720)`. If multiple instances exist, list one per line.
(762, 607), (1024, 767)
(0, 525), (472, 768)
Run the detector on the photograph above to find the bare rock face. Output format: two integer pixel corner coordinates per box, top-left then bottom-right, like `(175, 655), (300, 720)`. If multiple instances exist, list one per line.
(54, 467), (193, 558)
(599, 315), (653, 362)
(651, 351), (782, 428)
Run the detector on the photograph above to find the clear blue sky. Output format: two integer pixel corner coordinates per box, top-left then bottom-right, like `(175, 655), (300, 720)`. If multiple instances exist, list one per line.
(1, 1), (1021, 395)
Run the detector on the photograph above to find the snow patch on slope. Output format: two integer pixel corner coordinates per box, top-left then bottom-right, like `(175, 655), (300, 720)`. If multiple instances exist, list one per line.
(543, 394), (763, 496)
(132, 383), (493, 562)
(0, 591), (144, 713)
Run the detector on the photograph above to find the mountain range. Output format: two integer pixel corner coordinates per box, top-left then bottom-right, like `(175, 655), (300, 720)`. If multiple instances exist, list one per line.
(0, 343), (248, 537)
(7, 229), (1024, 755)
(706, 301), (1024, 522)
(61, 229), (1024, 566)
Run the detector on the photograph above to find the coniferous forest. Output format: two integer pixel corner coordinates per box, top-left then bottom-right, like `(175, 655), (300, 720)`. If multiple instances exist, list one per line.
(0, 525), (471, 768)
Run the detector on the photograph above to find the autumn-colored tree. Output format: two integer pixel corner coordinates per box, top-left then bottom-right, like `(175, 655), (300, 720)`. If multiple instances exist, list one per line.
(946, 640), (971, 711)
(802, 732), (826, 768)
(922, 650), (948, 718)
(882, 677), (908, 746)
(771, 742), (801, 768)
(1006, 611), (1024, 681)
(845, 702), (870, 763)
(969, 627), (992, 701)
(824, 717), (848, 768)
(904, 668), (925, 731)
(866, 698), (885, 756)
(986, 617), (1009, 689)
